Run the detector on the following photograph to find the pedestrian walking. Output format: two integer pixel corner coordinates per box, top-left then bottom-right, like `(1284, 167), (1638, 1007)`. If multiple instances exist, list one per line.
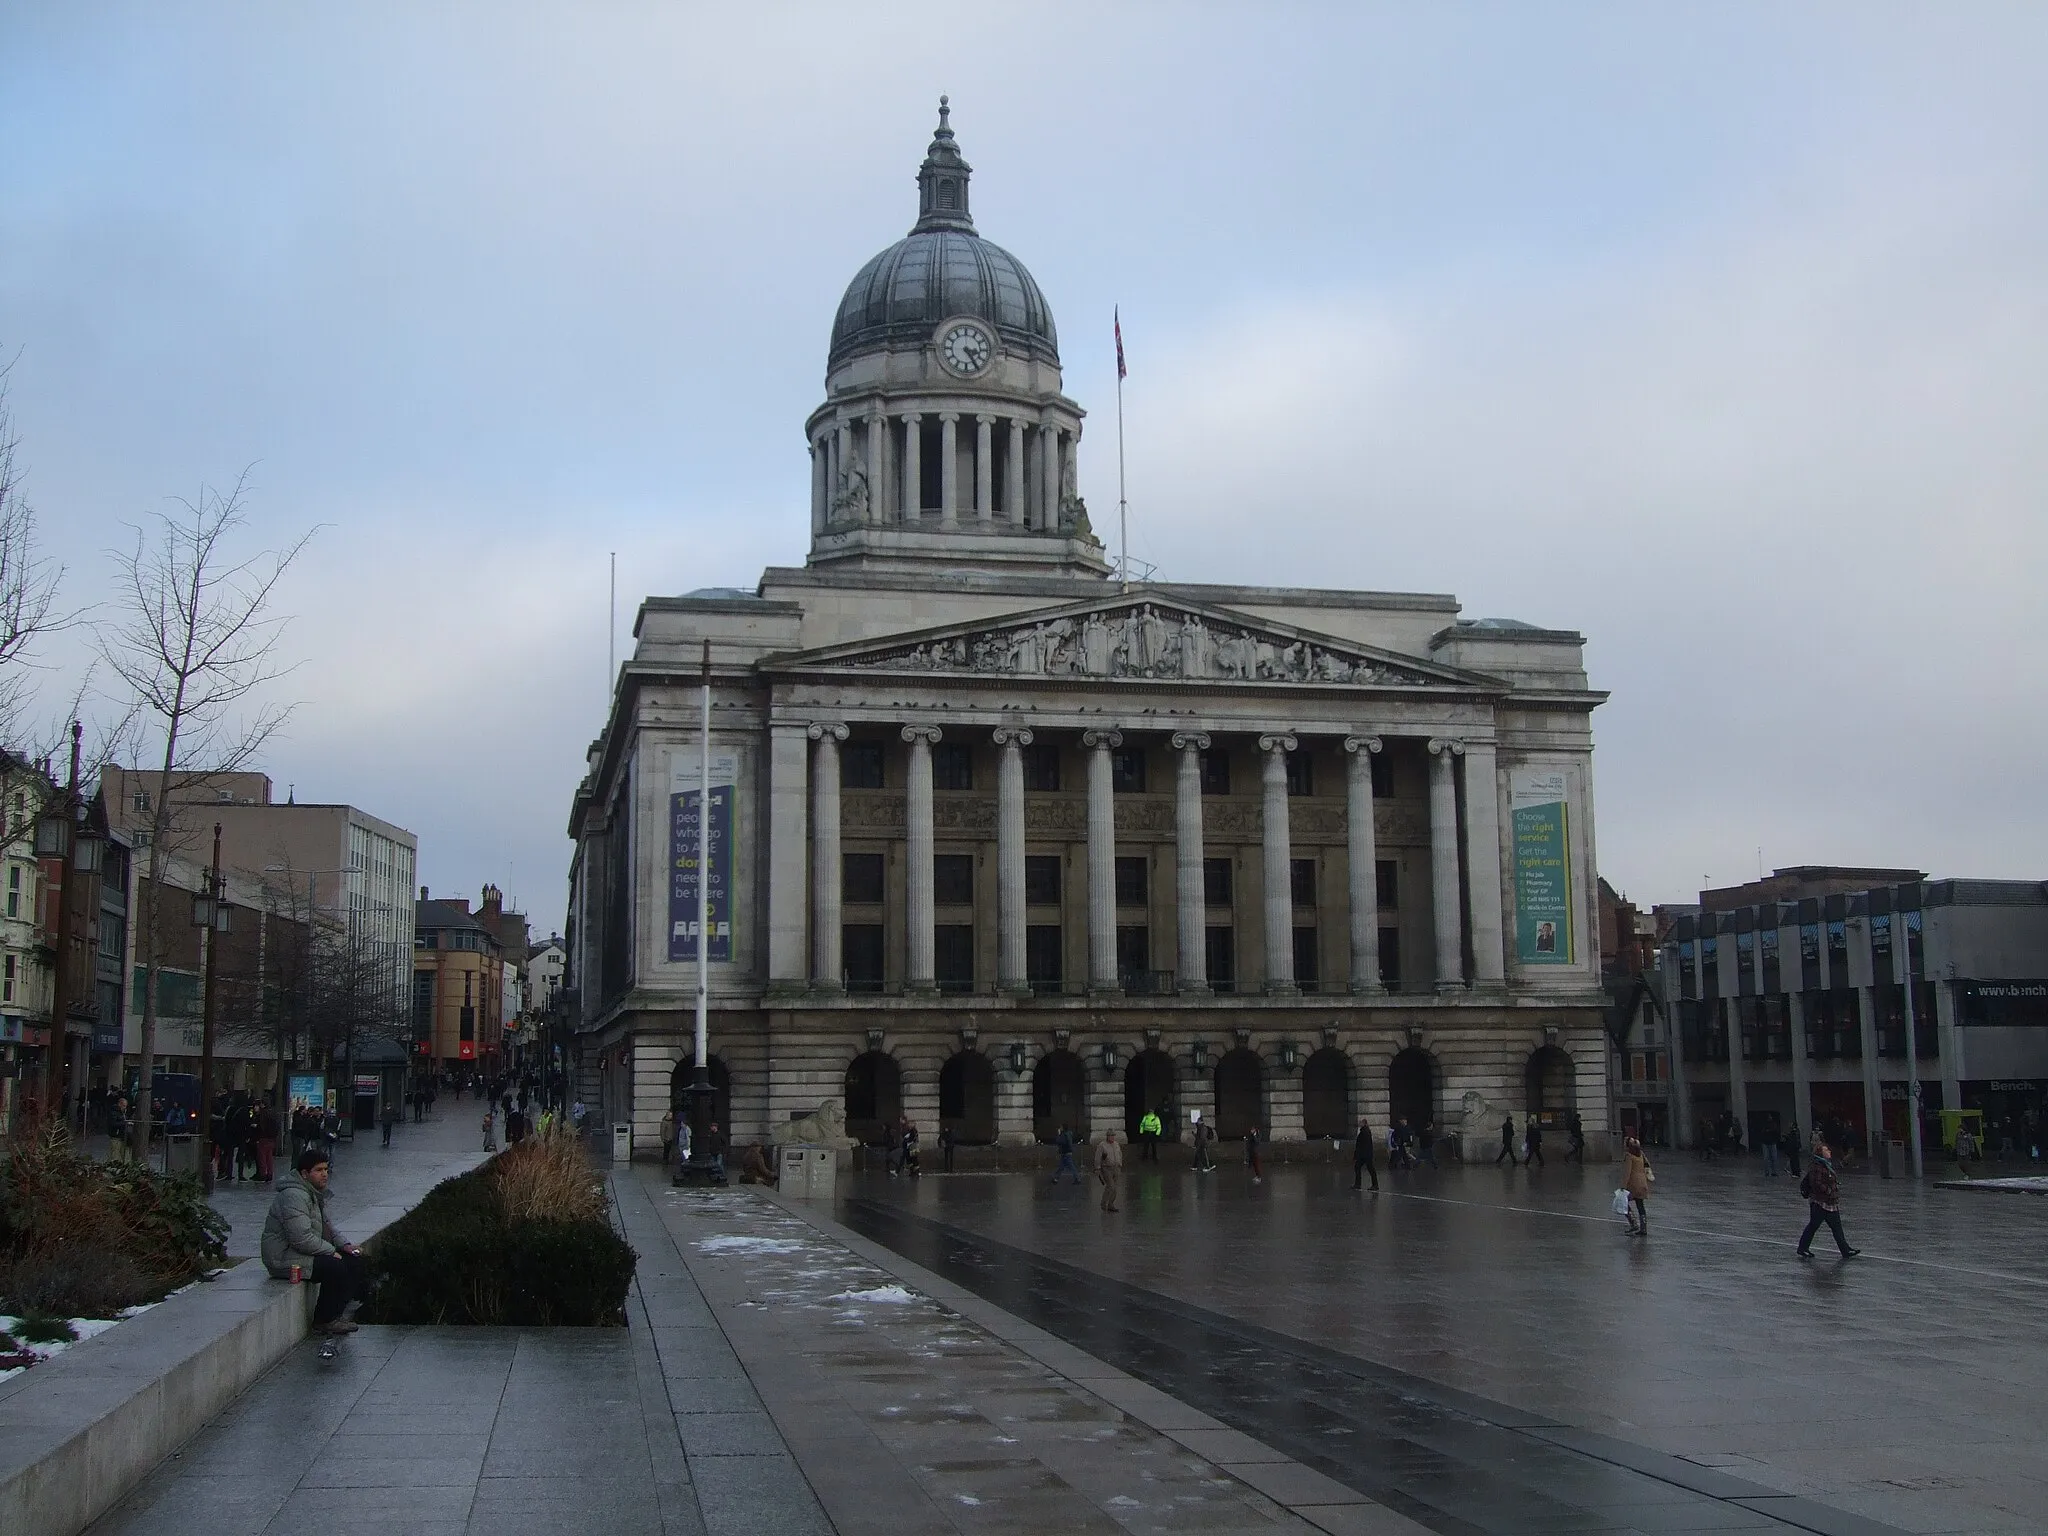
(1780, 1125), (1804, 1178)
(482, 1107), (497, 1152)
(1620, 1135), (1652, 1235)
(939, 1123), (955, 1173)
(660, 1109), (677, 1169)
(1352, 1117), (1379, 1191)
(1138, 1108), (1162, 1162)
(1387, 1120), (1407, 1170)
(1095, 1130), (1123, 1211)
(379, 1095), (399, 1148)
(1418, 1121), (1440, 1169)
(901, 1119), (921, 1179)
(1245, 1123), (1264, 1183)
(1796, 1139), (1860, 1259)
(1566, 1111), (1586, 1163)
(1763, 1128), (1780, 1177)
(705, 1121), (728, 1181)
(253, 1099), (278, 1183)
(1190, 1111), (1214, 1172)
(1524, 1118), (1546, 1168)
(1495, 1115), (1518, 1167)
(1051, 1125), (1082, 1184)
(1955, 1123), (1979, 1174)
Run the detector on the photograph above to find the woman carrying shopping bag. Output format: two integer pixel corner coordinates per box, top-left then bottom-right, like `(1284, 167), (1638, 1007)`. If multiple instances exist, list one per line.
(1619, 1135), (1653, 1235)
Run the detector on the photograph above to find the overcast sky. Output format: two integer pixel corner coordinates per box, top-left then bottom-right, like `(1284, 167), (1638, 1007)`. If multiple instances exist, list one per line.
(5, 5), (2046, 931)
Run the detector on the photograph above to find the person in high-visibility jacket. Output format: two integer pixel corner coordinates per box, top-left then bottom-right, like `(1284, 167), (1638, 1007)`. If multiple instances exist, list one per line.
(1138, 1108), (1162, 1162)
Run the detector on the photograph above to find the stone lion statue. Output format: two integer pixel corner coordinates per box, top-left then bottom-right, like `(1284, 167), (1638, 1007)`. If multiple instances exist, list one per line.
(771, 1099), (854, 1150)
(1460, 1089), (1504, 1130)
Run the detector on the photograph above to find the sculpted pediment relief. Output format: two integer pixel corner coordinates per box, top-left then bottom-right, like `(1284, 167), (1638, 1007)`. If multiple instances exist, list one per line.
(784, 599), (1475, 689)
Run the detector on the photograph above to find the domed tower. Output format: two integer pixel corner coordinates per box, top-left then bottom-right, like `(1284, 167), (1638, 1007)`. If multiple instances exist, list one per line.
(805, 100), (1109, 576)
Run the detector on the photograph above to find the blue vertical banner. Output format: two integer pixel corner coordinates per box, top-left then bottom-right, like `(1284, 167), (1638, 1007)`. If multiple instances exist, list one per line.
(670, 751), (736, 962)
(1510, 768), (1575, 965)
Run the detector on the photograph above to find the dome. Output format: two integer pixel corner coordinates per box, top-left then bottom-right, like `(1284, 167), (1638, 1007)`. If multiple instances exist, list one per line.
(826, 98), (1059, 371)
(830, 230), (1058, 369)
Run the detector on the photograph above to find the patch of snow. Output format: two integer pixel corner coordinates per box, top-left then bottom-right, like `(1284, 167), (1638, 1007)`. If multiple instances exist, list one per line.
(693, 1235), (812, 1256)
(827, 1284), (920, 1305)
(955, 1494), (982, 1506)
(1108, 1495), (1141, 1507)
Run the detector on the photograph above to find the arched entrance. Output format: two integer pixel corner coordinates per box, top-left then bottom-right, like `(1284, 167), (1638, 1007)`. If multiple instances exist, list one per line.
(1032, 1049), (1087, 1142)
(844, 1051), (902, 1146)
(1387, 1047), (1436, 1132)
(1525, 1046), (1574, 1127)
(1301, 1047), (1351, 1140)
(1214, 1048), (1264, 1140)
(939, 1050), (996, 1145)
(1123, 1048), (1179, 1141)
(670, 1056), (732, 1133)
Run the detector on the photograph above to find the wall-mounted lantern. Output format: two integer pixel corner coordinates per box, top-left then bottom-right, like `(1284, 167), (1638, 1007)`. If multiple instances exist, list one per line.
(1277, 1041), (1299, 1071)
(1009, 1042), (1028, 1075)
(1100, 1042), (1119, 1075)
(1190, 1039), (1208, 1071)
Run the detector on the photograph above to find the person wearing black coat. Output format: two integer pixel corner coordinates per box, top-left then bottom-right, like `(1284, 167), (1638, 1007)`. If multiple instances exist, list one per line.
(1352, 1118), (1379, 1191)
(1495, 1115), (1519, 1167)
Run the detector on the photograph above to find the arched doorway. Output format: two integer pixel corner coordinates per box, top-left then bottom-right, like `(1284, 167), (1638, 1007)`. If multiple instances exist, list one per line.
(1123, 1048), (1179, 1141)
(1032, 1049), (1087, 1142)
(939, 1050), (996, 1145)
(670, 1056), (732, 1134)
(1525, 1046), (1574, 1127)
(1387, 1047), (1436, 1132)
(1214, 1048), (1264, 1140)
(1302, 1048), (1351, 1140)
(844, 1051), (902, 1147)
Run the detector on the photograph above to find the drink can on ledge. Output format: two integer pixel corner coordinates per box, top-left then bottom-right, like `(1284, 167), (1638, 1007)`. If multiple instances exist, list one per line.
(290, 1264), (302, 1284)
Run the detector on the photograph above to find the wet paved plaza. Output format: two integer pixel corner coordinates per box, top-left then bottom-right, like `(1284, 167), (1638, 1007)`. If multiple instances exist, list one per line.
(838, 1153), (2048, 1535)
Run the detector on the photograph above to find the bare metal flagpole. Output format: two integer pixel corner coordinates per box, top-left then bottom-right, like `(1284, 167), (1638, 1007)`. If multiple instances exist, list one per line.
(1115, 307), (1129, 592)
(608, 552), (616, 696)
(680, 637), (714, 1183)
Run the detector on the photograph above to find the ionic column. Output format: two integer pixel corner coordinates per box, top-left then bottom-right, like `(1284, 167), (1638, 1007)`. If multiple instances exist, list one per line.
(1343, 735), (1383, 994)
(1173, 732), (1210, 994)
(1462, 740), (1505, 986)
(1040, 424), (1059, 529)
(835, 419), (853, 517)
(992, 725), (1032, 993)
(903, 725), (941, 992)
(808, 723), (848, 990)
(767, 722), (809, 994)
(809, 438), (826, 537)
(1082, 728), (1122, 993)
(1260, 734), (1298, 994)
(867, 410), (886, 526)
(975, 415), (994, 522)
(1007, 418), (1026, 525)
(1428, 738), (1465, 990)
(902, 413), (922, 520)
(940, 413), (960, 528)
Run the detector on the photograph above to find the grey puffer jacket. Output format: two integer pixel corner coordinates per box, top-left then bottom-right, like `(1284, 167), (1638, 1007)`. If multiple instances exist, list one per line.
(260, 1172), (341, 1278)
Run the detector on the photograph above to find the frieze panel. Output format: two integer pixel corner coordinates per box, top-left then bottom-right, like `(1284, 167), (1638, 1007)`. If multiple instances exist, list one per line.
(840, 794), (906, 833)
(836, 602), (1443, 687)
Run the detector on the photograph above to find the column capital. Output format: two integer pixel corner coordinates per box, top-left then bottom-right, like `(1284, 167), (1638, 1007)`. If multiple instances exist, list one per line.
(807, 722), (849, 743)
(975, 412), (995, 425)
(1171, 731), (1211, 752)
(1257, 733), (1298, 755)
(903, 410), (923, 424)
(1427, 737), (1465, 757)
(901, 724), (943, 746)
(939, 410), (960, 424)
(990, 725), (1034, 747)
(1343, 735), (1383, 755)
(1081, 728), (1123, 750)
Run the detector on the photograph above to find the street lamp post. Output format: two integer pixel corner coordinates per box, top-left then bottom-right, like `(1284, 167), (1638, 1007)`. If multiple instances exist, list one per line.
(190, 822), (230, 1192)
(678, 640), (718, 1184)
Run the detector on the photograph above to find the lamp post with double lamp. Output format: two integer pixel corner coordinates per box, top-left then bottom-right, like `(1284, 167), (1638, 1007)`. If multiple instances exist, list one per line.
(189, 824), (231, 1193)
(33, 722), (104, 1124)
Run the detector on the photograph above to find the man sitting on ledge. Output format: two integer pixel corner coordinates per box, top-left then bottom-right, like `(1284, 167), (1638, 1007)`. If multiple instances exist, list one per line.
(261, 1146), (364, 1336)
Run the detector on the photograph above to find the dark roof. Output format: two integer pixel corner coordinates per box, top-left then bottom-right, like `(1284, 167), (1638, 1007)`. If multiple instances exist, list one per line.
(416, 898), (496, 942)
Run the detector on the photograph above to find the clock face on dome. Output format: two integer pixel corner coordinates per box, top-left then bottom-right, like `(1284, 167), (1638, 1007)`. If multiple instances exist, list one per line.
(938, 321), (995, 376)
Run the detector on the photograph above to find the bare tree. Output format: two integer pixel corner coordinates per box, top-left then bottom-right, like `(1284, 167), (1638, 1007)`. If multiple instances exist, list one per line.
(0, 353), (80, 747)
(99, 474), (313, 1159)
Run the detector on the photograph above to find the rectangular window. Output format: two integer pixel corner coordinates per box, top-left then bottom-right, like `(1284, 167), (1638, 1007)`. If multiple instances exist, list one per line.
(1026, 924), (1063, 989)
(842, 924), (885, 992)
(1378, 927), (1401, 989)
(1760, 927), (1780, 994)
(1375, 860), (1399, 910)
(2, 953), (13, 1002)
(1022, 745), (1061, 792)
(1203, 857), (1233, 907)
(1293, 927), (1320, 991)
(933, 744), (973, 791)
(1205, 926), (1235, 994)
(1024, 855), (1061, 907)
(1799, 922), (1821, 989)
(1736, 932), (1756, 996)
(1701, 936), (1720, 999)
(1677, 941), (1697, 997)
(459, 1005), (475, 1043)
(1199, 750), (1230, 795)
(1110, 748), (1146, 794)
(842, 852), (885, 905)
(1116, 924), (1149, 980)
(1114, 856), (1148, 907)
(1289, 858), (1317, 907)
(1370, 752), (1393, 799)
(412, 971), (434, 1032)
(1285, 753), (1313, 797)
(1826, 920), (1847, 981)
(934, 854), (975, 906)
(935, 924), (974, 993)
(840, 743), (885, 790)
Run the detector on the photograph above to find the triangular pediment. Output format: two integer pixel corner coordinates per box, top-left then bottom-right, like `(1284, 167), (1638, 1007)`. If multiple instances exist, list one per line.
(767, 595), (1497, 690)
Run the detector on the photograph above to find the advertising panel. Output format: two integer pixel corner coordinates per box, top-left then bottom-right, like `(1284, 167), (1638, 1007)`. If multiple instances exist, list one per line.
(1510, 768), (1574, 965)
(669, 750), (737, 964)
(288, 1073), (326, 1111)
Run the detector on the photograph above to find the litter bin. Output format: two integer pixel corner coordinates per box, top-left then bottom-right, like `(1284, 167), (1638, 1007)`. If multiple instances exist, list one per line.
(1884, 1138), (1907, 1178)
(778, 1145), (837, 1199)
(611, 1122), (633, 1164)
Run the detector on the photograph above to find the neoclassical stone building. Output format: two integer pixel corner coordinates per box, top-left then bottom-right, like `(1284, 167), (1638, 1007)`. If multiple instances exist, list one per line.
(567, 104), (1612, 1159)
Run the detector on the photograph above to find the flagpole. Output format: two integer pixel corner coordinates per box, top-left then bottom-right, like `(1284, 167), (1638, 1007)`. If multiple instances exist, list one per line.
(1115, 309), (1130, 592)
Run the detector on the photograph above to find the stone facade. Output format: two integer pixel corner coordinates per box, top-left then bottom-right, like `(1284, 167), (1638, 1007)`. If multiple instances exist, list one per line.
(566, 104), (1612, 1159)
